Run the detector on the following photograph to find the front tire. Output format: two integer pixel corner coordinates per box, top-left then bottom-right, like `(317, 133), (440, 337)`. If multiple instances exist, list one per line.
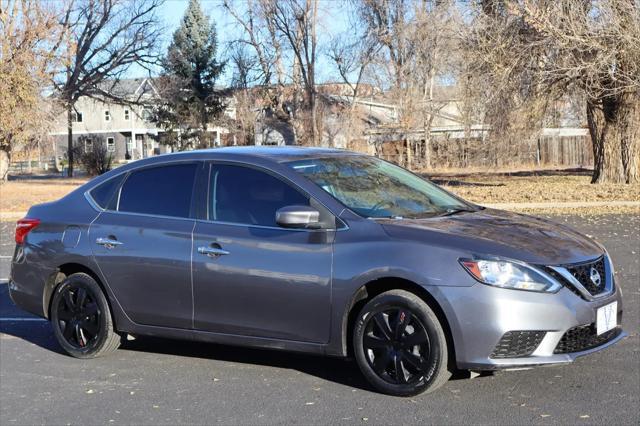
(353, 290), (451, 396)
(50, 273), (120, 358)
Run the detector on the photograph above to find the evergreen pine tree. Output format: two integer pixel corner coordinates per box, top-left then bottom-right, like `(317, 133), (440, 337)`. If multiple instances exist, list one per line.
(156, 0), (225, 149)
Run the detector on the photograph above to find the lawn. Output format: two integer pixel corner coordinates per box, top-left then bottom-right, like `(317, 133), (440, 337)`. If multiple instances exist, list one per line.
(430, 169), (640, 204)
(0, 178), (88, 213)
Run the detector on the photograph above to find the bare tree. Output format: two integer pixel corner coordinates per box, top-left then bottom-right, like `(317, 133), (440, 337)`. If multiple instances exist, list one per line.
(223, 0), (321, 145)
(265, 0), (320, 145)
(0, 0), (67, 181)
(351, 0), (461, 168)
(466, 0), (640, 183)
(55, 0), (163, 176)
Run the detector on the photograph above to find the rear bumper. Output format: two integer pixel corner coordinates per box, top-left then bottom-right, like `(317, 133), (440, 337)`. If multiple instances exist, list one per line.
(430, 282), (625, 370)
(7, 246), (50, 318)
(7, 279), (47, 318)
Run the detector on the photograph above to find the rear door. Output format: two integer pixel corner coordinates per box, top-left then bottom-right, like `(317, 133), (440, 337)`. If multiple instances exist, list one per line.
(89, 161), (201, 329)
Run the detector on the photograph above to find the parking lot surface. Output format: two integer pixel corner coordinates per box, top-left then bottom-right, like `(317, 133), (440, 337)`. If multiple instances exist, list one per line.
(1, 214), (638, 425)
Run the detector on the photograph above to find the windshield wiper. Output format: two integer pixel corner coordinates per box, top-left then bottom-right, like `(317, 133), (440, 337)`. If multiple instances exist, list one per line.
(438, 207), (477, 217)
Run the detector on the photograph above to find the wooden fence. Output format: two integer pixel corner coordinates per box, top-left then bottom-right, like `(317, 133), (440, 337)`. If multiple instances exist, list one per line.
(537, 135), (592, 167)
(369, 134), (593, 170)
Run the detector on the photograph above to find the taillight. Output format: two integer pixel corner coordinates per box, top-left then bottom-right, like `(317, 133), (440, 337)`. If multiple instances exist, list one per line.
(15, 218), (40, 244)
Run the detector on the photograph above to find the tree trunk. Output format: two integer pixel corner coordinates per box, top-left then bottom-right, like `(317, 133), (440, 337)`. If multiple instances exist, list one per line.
(0, 148), (10, 182)
(67, 104), (74, 177)
(310, 90), (318, 146)
(587, 92), (639, 184)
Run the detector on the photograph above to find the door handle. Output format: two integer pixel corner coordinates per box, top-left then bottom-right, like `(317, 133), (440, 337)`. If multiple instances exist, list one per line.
(96, 237), (123, 249)
(197, 246), (230, 258)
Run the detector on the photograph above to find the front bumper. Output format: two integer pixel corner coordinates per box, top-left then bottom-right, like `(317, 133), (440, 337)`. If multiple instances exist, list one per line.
(430, 282), (625, 370)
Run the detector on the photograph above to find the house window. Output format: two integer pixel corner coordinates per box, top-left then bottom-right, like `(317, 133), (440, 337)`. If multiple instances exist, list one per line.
(107, 137), (115, 152)
(141, 106), (153, 121)
(104, 110), (111, 122)
(124, 109), (130, 120)
(126, 137), (134, 153)
(72, 111), (83, 123)
(85, 139), (93, 152)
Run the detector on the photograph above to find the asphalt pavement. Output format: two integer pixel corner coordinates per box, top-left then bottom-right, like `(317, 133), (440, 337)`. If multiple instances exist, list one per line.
(1, 214), (638, 425)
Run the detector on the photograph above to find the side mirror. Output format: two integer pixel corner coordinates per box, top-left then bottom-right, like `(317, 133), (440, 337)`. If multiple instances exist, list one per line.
(276, 205), (321, 229)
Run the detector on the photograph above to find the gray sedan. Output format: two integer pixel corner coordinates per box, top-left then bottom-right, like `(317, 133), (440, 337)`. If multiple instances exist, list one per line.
(8, 147), (625, 396)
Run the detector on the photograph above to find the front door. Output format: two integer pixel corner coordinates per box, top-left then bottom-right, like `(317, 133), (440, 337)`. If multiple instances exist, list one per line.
(89, 162), (199, 329)
(192, 163), (335, 343)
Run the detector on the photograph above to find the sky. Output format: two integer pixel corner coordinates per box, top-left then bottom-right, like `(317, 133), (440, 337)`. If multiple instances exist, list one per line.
(145, 0), (354, 85)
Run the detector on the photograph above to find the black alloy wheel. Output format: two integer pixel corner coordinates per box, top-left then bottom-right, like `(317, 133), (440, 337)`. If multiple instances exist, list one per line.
(353, 290), (451, 396)
(56, 285), (101, 349)
(51, 273), (121, 358)
(363, 308), (431, 385)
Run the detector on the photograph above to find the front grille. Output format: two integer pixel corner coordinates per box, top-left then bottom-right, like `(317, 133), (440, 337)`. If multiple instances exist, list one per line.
(544, 256), (610, 300)
(545, 268), (584, 299)
(491, 331), (547, 358)
(566, 257), (607, 296)
(554, 324), (621, 354)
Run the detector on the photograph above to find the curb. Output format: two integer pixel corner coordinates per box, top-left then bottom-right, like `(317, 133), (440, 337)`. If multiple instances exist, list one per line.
(483, 201), (640, 210)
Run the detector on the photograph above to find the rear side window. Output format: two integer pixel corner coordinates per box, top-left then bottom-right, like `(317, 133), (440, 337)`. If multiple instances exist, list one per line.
(118, 163), (198, 218)
(90, 173), (126, 209)
(210, 164), (309, 227)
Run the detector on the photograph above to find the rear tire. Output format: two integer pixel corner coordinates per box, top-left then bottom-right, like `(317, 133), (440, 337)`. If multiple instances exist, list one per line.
(50, 273), (120, 358)
(353, 290), (451, 396)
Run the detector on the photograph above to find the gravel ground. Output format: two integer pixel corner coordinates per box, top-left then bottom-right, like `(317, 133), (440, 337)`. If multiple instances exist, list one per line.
(0, 214), (638, 425)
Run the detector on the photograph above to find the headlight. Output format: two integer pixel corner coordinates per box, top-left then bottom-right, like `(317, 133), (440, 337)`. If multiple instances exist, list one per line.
(459, 258), (561, 293)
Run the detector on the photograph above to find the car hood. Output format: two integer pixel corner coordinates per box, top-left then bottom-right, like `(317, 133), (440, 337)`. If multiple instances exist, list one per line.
(378, 208), (603, 265)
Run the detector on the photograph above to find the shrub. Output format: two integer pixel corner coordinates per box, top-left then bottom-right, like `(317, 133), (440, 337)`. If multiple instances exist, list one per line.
(73, 136), (113, 176)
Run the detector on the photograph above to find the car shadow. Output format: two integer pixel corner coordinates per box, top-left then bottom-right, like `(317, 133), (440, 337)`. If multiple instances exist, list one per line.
(0, 321), (66, 355)
(0, 320), (374, 391)
(1, 320), (483, 391)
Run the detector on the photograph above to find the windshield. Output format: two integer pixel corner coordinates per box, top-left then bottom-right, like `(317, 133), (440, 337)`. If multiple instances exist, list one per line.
(286, 156), (475, 219)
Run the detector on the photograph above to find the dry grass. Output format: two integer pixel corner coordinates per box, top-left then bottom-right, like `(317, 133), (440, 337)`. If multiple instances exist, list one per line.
(0, 169), (638, 217)
(0, 178), (88, 212)
(430, 170), (639, 204)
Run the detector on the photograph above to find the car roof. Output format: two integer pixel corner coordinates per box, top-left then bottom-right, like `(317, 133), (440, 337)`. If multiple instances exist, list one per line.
(163, 146), (362, 163)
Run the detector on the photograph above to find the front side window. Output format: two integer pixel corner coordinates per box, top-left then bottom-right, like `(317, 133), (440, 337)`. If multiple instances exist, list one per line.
(72, 111), (83, 123)
(210, 164), (309, 227)
(124, 109), (130, 120)
(104, 110), (111, 122)
(286, 156), (473, 219)
(107, 137), (115, 152)
(118, 163), (198, 218)
(84, 139), (93, 152)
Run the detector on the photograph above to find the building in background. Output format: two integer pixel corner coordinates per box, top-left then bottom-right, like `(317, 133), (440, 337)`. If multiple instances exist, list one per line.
(48, 78), (236, 164)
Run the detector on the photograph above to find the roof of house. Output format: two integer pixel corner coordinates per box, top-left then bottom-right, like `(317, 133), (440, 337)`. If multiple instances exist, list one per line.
(97, 78), (158, 98)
